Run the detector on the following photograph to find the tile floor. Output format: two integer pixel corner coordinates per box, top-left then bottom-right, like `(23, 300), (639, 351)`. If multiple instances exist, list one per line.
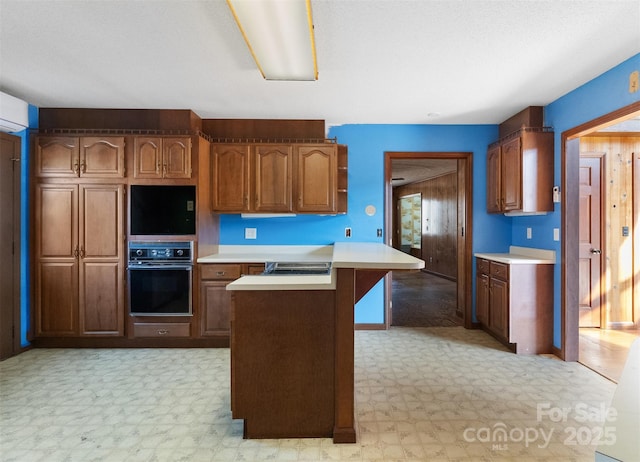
(1, 327), (618, 461)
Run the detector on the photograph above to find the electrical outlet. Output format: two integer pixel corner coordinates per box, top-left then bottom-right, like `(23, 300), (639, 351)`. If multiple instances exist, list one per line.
(345, 227), (351, 238)
(377, 228), (382, 238)
(245, 228), (257, 239)
(526, 227), (532, 239)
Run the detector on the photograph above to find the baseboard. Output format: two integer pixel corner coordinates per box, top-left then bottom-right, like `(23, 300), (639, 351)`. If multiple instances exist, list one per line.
(355, 323), (386, 330)
(606, 321), (636, 330)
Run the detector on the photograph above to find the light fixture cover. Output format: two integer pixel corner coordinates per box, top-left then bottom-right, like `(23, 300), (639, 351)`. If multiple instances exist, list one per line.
(227, 0), (318, 81)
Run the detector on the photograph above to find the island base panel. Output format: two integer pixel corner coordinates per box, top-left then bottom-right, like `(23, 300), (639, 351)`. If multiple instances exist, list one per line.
(231, 290), (335, 439)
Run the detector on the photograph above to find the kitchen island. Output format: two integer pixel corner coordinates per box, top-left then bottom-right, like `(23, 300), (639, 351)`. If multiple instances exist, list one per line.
(204, 242), (424, 443)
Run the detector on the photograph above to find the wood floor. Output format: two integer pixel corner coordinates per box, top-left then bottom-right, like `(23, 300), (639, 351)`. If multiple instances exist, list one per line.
(579, 327), (640, 383)
(391, 270), (460, 327)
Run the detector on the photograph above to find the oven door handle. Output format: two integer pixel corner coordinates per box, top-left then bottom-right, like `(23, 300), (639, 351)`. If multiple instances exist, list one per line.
(127, 264), (193, 270)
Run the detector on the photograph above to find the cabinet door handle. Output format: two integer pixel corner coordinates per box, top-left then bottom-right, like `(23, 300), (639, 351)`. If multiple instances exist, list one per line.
(80, 161), (86, 173)
(73, 162), (79, 174)
(157, 329), (169, 335)
(590, 248), (602, 255)
(79, 247), (85, 258)
(74, 246), (79, 258)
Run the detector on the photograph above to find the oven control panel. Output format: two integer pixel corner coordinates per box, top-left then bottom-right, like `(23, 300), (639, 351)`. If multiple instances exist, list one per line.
(128, 241), (193, 263)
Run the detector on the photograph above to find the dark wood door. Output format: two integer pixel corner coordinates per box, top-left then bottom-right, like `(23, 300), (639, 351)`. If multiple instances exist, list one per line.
(163, 137), (191, 178)
(200, 281), (231, 336)
(0, 133), (21, 359)
(501, 136), (522, 211)
(253, 145), (292, 212)
(35, 136), (79, 177)
(486, 144), (501, 213)
(476, 273), (489, 326)
(578, 155), (603, 328)
(35, 184), (79, 336)
(212, 144), (250, 211)
(296, 145), (336, 213)
(80, 137), (125, 178)
(489, 277), (509, 339)
(78, 184), (124, 335)
(133, 137), (162, 178)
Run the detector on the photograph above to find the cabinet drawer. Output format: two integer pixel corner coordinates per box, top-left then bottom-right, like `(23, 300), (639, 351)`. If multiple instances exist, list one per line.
(200, 264), (242, 280)
(477, 258), (490, 274)
(490, 261), (509, 280)
(133, 323), (191, 338)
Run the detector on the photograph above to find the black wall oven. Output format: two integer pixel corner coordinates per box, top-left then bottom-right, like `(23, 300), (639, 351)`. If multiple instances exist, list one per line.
(128, 241), (193, 316)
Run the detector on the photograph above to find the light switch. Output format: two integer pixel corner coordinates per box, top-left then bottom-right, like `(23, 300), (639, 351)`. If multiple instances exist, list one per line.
(526, 227), (532, 239)
(553, 228), (560, 241)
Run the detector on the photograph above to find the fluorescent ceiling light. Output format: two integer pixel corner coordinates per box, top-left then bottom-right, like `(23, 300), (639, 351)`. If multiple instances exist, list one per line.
(227, 0), (318, 81)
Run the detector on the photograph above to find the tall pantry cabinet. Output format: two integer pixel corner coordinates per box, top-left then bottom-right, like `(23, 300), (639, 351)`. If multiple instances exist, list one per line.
(33, 136), (125, 337)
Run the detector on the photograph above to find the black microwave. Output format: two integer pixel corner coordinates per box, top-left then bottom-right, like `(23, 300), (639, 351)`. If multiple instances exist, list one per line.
(130, 185), (196, 235)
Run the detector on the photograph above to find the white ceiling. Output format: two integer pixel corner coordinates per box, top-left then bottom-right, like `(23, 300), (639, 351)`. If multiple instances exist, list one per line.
(1, 0), (638, 129)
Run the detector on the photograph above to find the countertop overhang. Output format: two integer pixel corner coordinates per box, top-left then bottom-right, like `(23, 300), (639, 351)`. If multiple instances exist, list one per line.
(197, 242), (425, 291)
(474, 245), (556, 264)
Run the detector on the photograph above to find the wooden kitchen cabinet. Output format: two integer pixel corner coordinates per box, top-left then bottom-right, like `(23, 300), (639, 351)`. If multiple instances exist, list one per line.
(211, 142), (344, 214)
(475, 257), (553, 354)
(486, 128), (554, 214)
(34, 183), (125, 337)
(35, 136), (125, 178)
(295, 144), (337, 213)
(254, 144), (293, 212)
(211, 144), (250, 211)
(133, 136), (192, 179)
(199, 263), (243, 337)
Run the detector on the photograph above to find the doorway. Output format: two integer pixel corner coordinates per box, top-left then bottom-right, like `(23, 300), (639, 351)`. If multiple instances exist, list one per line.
(384, 152), (473, 329)
(0, 132), (21, 360)
(562, 102), (640, 381)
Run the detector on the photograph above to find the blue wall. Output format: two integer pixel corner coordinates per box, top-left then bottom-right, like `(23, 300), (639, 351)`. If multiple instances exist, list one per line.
(15, 54), (638, 344)
(516, 53), (640, 346)
(219, 124), (499, 323)
(14, 105), (38, 347)
(218, 54), (639, 331)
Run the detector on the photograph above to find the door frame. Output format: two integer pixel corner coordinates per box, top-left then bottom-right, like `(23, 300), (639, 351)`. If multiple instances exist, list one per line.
(384, 151), (473, 329)
(561, 101), (640, 361)
(0, 132), (21, 360)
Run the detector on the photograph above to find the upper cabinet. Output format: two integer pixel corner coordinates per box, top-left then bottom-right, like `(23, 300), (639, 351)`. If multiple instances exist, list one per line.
(35, 136), (125, 178)
(211, 144), (251, 212)
(295, 145), (336, 213)
(133, 136), (192, 179)
(212, 142), (346, 214)
(486, 128), (554, 214)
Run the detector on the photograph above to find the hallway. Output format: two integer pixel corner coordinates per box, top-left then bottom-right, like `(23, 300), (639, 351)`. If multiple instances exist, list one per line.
(391, 271), (460, 327)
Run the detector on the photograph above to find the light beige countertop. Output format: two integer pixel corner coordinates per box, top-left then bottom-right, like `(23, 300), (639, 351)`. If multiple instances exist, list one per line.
(208, 242), (424, 291)
(474, 245), (556, 264)
(197, 245), (333, 264)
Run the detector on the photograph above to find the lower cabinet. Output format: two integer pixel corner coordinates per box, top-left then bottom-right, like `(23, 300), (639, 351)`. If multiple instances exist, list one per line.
(199, 263), (263, 337)
(475, 258), (553, 354)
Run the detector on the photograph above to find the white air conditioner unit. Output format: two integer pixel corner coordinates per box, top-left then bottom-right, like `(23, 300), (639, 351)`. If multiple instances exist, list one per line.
(0, 91), (29, 133)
